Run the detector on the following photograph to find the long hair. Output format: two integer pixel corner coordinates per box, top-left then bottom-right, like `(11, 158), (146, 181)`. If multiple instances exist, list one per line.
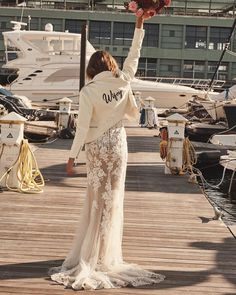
(86, 50), (119, 80)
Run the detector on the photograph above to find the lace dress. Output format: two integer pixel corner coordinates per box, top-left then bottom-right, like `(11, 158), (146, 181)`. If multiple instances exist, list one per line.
(49, 122), (165, 290)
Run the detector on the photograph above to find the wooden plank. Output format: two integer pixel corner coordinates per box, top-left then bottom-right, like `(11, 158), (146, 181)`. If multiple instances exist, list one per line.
(0, 124), (235, 294)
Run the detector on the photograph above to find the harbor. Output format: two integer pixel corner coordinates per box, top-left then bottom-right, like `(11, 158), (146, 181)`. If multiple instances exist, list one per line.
(0, 0), (236, 293)
(0, 124), (236, 294)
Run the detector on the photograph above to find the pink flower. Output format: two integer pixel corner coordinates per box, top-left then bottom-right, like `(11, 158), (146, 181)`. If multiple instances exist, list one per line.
(147, 8), (157, 17)
(164, 0), (171, 7)
(128, 1), (138, 12)
(136, 8), (144, 17)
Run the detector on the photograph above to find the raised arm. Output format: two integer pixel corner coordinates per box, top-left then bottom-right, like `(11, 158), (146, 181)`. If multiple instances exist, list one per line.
(122, 17), (145, 81)
(136, 16), (144, 29)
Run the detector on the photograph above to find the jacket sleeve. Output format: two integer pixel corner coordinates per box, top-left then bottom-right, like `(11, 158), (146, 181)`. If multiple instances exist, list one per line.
(69, 91), (93, 159)
(125, 89), (140, 121)
(122, 28), (145, 81)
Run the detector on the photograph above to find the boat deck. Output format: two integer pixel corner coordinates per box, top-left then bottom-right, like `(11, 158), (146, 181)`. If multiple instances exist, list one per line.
(0, 125), (236, 294)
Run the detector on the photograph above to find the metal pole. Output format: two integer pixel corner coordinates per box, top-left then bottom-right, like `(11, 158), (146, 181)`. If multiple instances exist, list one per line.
(184, 0), (187, 15)
(208, 18), (236, 90)
(209, 0), (212, 15)
(79, 24), (88, 90)
(28, 15), (31, 30)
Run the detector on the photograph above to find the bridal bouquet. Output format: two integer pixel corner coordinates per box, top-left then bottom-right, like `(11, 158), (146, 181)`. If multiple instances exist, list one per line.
(125, 0), (171, 18)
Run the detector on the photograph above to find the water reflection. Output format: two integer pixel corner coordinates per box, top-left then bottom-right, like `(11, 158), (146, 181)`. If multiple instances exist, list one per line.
(198, 166), (236, 226)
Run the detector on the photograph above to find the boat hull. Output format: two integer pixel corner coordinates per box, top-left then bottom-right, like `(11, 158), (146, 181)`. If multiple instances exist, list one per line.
(8, 86), (195, 108)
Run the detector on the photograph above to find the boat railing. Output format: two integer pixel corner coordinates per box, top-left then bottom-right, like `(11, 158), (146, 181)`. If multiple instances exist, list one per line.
(138, 77), (226, 91)
(46, 50), (80, 56)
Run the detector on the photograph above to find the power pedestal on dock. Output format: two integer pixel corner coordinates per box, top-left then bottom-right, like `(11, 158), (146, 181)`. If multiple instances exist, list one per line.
(165, 113), (188, 175)
(0, 112), (26, 188)
(58, 97), (72, 129)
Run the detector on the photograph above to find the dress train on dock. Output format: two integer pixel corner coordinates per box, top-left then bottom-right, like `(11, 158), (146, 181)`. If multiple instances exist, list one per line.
(49, 122), (165, 290)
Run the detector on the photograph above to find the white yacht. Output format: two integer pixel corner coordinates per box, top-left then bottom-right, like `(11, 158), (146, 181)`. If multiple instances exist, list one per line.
(200, 85), (236, 121)
(2, 21), (212, 108)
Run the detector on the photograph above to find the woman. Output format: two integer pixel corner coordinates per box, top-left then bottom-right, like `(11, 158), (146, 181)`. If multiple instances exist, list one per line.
(49, 15), (165, 290)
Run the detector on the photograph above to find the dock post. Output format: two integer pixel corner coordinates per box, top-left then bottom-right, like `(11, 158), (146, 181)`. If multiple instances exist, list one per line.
(0, 112), (26, 188)
(165, 113), (188, 174)
(58, 97), (72, 130)
(144, 97), (158, 128)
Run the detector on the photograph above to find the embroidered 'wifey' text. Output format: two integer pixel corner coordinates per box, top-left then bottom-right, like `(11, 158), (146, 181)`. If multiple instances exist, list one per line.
(103, 90), (123, 104)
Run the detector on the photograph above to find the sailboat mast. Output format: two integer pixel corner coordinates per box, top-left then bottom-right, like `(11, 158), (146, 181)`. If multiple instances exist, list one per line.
(208, 18), (236, 90)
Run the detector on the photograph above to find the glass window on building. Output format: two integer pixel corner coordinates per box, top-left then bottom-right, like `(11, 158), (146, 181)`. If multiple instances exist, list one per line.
(159, 59), (181, 77)
(65, 20), (86, 34)
(41, 18), (63, 32)
(0, 16), (13, 32)
(0, 51), (5, 66)
(209, 27), (231, 50)
(137, 57), (146, 77)
(207, 61), (228, 80)
(29, 18), (39, 30)
(0, 22), (6, 30)
(183, 60), (206, 79)
(143, 24), (159, 47)
(147, 58), (157, 77)
(113, 22), (135, 46)
(161, 24), (183, 49)
(232, 31), (236, 52)
(89, 21), (111, 45)
(27, 1), (40, 8)
(137, 58), (157, 77)
(185, 26), (207, 49)
(113, 56), (125, 69)
(19, 17), (39, 30)
(231, 62), (236, 80)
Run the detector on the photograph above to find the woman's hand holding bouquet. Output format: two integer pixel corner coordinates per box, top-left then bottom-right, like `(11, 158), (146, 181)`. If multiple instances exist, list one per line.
(126, 0), (171, 18)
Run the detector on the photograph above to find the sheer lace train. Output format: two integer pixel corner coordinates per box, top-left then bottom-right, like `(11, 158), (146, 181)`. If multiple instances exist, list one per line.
(49, 122), (165, 290)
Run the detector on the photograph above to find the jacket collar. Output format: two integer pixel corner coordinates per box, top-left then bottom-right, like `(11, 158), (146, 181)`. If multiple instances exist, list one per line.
(92, 71), (113, 81)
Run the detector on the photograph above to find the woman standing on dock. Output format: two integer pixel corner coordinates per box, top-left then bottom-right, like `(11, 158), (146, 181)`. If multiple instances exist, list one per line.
(49, 15), (165, 290)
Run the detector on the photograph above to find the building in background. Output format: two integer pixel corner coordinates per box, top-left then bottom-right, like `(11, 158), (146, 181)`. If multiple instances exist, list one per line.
(0, 0), (235, 84)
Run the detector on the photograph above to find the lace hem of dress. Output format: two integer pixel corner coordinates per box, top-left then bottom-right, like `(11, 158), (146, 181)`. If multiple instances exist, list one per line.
(48, 121), (165, 291)
(49, 262), (165, 290)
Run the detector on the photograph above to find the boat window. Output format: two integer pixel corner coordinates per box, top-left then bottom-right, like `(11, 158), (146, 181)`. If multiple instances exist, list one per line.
(44, 68), (80, 82)
(25, 38), (50, 53)
(23, 35), (81, 55)
(5, 38), (23, 62)
(49, 37), (81, 55)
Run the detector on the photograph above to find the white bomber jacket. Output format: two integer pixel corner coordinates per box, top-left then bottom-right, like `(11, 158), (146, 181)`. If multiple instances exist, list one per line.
(69, 28), (145, 159)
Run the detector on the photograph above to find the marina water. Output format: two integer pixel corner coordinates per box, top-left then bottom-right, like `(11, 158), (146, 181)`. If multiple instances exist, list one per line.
(199, 166), (236, 226)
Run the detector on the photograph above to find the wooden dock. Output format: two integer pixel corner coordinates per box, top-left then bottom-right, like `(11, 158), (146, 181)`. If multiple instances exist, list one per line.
(0, 125), (236, 294)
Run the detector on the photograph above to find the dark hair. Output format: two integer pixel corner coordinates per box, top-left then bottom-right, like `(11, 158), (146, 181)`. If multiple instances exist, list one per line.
(86, 50), (119, 80)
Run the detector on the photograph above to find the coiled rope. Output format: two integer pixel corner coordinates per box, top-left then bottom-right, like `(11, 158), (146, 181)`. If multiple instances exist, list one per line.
(163, 137), (197, 175)
(0, 140), (44, 193)
(182, 137), (198, 174)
